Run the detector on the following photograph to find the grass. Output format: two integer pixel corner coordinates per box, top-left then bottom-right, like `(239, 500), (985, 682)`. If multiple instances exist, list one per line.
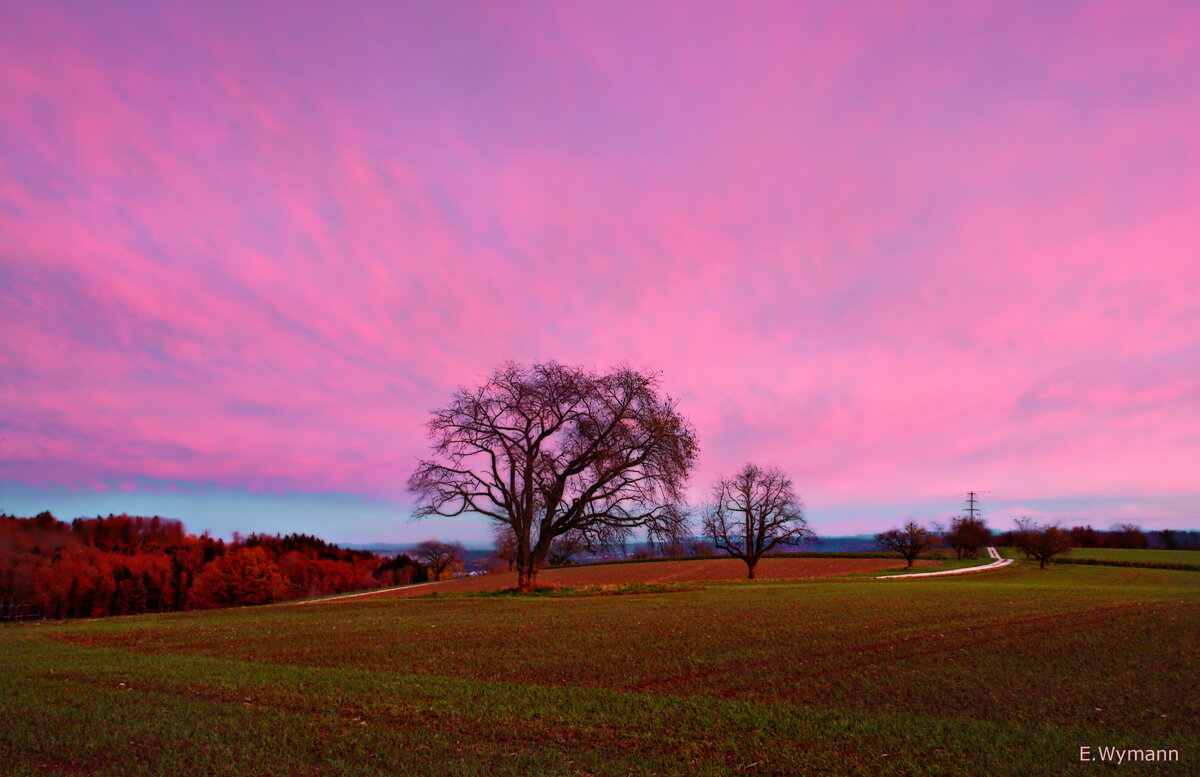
(998, 546), (1200, 570)
(2, 560), (1197, 776)
(1058, 548), (1199, 564)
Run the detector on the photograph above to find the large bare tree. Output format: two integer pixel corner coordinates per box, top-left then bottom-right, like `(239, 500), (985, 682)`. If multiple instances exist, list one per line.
(408, 362), (697, 591)
(702, 463), (813, 579)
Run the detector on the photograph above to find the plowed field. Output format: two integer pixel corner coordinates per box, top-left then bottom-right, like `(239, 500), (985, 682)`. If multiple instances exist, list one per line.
(372, 556), (935, 597)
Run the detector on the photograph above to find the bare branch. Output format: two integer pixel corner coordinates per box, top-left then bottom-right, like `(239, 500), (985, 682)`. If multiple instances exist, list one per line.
(702, 463), (813, 579)
(407, 361), (698, 591)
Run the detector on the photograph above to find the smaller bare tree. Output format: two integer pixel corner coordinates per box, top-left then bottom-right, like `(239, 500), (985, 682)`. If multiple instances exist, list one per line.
(876, 521), (940, 569)
(938, 516), (992, 559)
(547, 529), (587, 566)
(490, 525), (518, 572)
(703, 464), (813, 579)
(957, 516), (992, 558)
(647, 509), (692, 557)
(1019, 522), (1072, 568)
(414, 540), (466, 581)
(1010, 516), (1037, 559)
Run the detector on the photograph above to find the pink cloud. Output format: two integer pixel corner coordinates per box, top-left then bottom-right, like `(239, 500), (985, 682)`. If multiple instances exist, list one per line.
(2, 1), (1197, 533)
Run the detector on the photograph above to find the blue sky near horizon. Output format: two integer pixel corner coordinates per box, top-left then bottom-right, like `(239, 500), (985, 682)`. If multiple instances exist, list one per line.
(3, 481), (1193, 547)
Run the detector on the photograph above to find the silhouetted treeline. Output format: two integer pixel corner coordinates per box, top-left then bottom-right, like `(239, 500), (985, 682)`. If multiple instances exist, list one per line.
(994, 523), (1200, 551)
(0, 512), (423, 620)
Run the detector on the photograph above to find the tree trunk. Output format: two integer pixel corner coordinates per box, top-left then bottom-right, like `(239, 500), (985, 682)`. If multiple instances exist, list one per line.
(1039, 557), (1046, 569)
(905, 556), (914, 569)
(747, 561), (756, 580)
(518, 559), (541, 591)
(516, 553), (544, 592)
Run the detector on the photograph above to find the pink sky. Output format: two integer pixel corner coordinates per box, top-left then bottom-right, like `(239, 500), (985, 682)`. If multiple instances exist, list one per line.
(2, 1), (1198, 542)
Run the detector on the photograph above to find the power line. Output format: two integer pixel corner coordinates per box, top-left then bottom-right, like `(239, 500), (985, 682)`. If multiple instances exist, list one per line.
(964, 491), (982, 520)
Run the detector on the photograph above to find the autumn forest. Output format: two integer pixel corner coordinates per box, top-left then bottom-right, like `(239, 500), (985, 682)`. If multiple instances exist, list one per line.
(0, 512), (421, 620)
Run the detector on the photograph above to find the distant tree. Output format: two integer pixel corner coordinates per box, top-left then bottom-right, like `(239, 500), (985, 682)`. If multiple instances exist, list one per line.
(588, 522), (634, 558)
(408, 362), (698, 591)
(1010, 516), (1038, 559)
(702, 464), (813, 579)
(547, 523), (632, 565)
(1019, 523), (1072, 568)
(547, 529), (588, 566)
(374, 554), (425, 586)
(490, 525), (518, 572)
(188, 547), (287, 609)
(413, 540), (466, 582)
(629, 545), (658, 560)
(939, 516), (992, 559)
(648, 512), (692, 557)
(1174, 530), (1200, 550)
(1109, 523), (1147, 550)
(876, 521), (940, 569)
(1068, 525), (1101, 548)
(936, 518), (961, 557)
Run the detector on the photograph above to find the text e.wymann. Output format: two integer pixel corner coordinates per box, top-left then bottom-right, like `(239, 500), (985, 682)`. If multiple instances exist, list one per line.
(1080, 746), (1179, 764)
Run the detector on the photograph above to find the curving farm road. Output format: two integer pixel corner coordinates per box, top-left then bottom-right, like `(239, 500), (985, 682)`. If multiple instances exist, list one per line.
(287, 580), (443, 605)
(877, 546), (1012, 579)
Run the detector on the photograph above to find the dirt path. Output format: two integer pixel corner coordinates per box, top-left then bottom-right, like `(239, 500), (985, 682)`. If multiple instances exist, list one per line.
(876, 546), (1012, 579)
(286, 580), (444, 604)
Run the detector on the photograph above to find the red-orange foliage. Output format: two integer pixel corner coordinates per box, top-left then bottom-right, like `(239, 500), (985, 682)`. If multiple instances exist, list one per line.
(1, 513), (397, 619)
(188, 547), (288, 609)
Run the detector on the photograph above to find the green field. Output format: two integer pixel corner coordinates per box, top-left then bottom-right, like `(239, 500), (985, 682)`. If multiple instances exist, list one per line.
(1056, 548), (1198, 565)
(3, 561), (1197, 776)
(998, 546), (1200, 567)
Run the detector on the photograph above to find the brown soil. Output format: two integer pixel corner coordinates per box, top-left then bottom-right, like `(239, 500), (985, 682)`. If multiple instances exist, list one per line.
(364, 557), (935, 598)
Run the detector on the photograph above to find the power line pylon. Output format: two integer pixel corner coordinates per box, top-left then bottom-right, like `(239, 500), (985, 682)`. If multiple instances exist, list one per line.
(964, 491), (981, 520)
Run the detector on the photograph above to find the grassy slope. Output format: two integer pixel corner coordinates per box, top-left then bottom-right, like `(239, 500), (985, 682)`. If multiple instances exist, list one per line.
(2, 562), (1197, 776)
(1055, 548), (1199, 565)
(998, 546), (1200, 566)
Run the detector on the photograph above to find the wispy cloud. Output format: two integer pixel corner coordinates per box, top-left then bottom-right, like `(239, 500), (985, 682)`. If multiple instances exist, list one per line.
(2, 1), (1197, 537)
